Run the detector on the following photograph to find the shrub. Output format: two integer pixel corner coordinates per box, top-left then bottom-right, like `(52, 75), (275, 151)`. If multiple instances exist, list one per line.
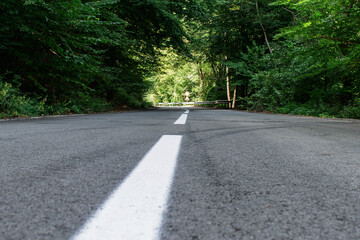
(339, 102), (360, 119)
(0, 76), (46, 117)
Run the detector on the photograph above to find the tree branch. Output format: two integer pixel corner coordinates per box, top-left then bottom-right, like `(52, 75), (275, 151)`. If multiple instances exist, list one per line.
(281, 7), (296, 26)
(255, 0), (272, 54)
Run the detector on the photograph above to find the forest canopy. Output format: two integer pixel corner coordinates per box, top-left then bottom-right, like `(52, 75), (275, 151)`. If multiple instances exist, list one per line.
(1, 0), (359, 118)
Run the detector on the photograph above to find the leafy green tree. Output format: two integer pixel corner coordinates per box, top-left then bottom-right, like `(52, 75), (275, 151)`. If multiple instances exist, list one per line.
(1, 0), (359, 118)
(0, 0), (193, 116)
(271, 0), (360, 111)
(196, 0), (291, 107)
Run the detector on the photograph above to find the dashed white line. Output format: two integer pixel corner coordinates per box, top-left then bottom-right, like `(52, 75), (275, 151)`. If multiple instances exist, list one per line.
(174, 114), (188, 124)
(174, 110), (189, 124)
(72, 135), (183, 240)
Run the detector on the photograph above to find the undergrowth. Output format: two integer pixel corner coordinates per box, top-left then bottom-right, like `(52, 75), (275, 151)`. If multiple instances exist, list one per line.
(0, 76), (144, 119)
(273, 102), (360, 119)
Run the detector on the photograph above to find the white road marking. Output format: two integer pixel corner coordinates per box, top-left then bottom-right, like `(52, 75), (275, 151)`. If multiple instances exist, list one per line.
(174, 114), (188, 124)
(71, 135), (183, 240)
(174, 110), (189, 125)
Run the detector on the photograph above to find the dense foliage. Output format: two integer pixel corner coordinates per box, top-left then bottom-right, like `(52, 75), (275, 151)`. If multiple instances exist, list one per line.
(0, 0), (190, 117)
(1, 0), (360, 118)
(149, 0), (360, 118)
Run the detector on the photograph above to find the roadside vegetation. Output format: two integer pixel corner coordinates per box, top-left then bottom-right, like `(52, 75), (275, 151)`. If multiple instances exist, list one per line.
(1, 0), (359, 118)
(0, 0), (190, 117)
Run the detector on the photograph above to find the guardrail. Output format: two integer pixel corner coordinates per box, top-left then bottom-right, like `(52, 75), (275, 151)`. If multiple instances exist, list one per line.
(156, 100), (232, 108)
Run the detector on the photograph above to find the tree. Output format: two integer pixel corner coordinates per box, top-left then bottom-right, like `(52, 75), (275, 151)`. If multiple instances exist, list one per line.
(272, 0), (360, 108)
(0, 0), (192, 116)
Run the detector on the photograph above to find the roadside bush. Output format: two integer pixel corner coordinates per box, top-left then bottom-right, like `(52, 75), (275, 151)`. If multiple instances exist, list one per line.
(273, 101), (360, 119)
(44, 96), (111, 115)
(0, 76), (46, 117)
(339, 102), (360, 119)
(0, 75), (113, 118)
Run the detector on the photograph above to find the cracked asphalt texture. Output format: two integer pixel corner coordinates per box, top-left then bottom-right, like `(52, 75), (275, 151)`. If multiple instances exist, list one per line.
(1, 108), (360, 239)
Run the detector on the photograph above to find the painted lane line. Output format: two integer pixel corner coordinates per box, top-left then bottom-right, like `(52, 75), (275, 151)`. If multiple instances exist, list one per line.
(174, 114), (188, 125)
(174, 109), (189, 125)
(72, 135), (183, 240)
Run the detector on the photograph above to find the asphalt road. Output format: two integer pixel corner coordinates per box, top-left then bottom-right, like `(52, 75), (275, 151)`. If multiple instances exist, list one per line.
(1, 108), (360, 239)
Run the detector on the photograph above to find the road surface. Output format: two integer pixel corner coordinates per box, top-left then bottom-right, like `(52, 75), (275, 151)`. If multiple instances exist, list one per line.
(1, 108), (360, 239)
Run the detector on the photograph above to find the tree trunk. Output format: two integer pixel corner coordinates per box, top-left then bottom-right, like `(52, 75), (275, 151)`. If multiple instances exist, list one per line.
(232, 86), (237, 109)
(225, 56), (231, 108)
(198, 67), (204, 98)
